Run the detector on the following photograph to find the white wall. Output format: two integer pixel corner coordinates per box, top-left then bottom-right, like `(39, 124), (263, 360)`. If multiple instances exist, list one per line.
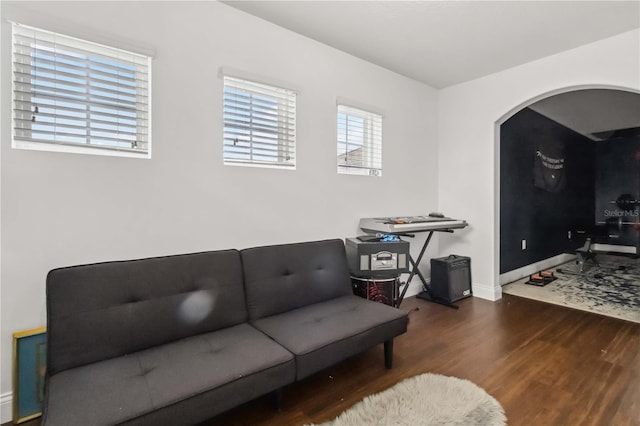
(437, 29), (640, 301)
(0, 1), (438, 419)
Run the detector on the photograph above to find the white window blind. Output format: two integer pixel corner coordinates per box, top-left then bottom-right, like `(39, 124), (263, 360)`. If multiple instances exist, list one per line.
(223, 76), (296, 169)
(337, 105), (382, 176)
(11, 22), (151, 157)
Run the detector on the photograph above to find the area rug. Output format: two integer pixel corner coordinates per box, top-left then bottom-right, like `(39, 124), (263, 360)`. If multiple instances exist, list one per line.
(313, 373), (506, 426)
(502, 254), (640, 323)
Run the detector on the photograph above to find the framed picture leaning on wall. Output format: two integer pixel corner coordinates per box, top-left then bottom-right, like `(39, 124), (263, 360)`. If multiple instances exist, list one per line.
(13, 327), (47, 424)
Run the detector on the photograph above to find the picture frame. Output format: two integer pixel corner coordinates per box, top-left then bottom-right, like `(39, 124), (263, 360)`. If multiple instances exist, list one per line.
(13, 327), (47, 424)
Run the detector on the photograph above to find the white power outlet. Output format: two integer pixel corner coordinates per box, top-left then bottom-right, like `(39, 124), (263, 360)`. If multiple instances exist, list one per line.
(521, 239), (527, 250)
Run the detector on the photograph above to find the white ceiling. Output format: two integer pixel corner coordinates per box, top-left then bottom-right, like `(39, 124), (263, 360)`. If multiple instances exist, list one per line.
(222, 0), (640, 137)
(222, 0), (640, 89)
(529, 89), (640, 140)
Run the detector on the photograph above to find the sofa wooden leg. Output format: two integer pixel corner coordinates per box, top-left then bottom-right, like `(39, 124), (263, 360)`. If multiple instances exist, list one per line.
(384, 339), (394, 369)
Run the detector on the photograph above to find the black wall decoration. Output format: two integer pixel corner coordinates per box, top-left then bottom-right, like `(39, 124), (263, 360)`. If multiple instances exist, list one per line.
(534, 136), (566, 193)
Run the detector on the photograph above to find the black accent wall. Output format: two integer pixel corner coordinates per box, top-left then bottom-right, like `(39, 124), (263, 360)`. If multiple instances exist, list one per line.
(500, 108), (595, 274)
(595, 136), (640, 248)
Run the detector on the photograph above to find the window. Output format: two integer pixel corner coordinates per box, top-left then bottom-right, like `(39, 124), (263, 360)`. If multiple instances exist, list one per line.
(223, 76), (296, 169)
(337, 105), (382, 176)
(11, 23), (151, 158)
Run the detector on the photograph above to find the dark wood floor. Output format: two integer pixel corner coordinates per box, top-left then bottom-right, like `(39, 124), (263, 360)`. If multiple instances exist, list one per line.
(7, 294), (639, 426)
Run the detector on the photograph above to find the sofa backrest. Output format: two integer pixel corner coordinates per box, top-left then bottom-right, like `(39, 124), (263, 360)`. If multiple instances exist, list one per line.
(46, 250), (245, 375)
(241, 239), (353, 320)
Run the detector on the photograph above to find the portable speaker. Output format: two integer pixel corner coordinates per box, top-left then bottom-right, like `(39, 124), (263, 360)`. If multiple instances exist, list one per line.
(430, 255), (472, 303)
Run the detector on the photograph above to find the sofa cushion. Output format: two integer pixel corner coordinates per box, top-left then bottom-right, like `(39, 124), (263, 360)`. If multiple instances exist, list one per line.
(43, 324), (295, 426)
(251, 295), (408, 380)
(46, 250), (246, 375)
(241, 239), (353, 320)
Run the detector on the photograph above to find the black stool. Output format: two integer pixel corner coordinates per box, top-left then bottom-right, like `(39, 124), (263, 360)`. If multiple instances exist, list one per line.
(574, 237), (599, 272)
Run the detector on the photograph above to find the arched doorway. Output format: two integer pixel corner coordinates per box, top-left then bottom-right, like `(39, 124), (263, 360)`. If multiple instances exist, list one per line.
(495, 86), (640, 285)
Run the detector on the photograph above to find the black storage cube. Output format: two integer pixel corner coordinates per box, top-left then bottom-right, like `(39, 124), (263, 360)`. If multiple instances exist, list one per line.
(430, 255), (472, 303)
(351, 276), (398, 307)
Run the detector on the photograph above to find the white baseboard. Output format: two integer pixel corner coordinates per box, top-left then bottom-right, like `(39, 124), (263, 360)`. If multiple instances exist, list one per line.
(1, 391), (13, 424)
(402, 277), (501, 302)
(592, 243), (637, 255)
(472, 282), (502, 301)
(499, 253), (575, 285)
(401, 279), (424, 299)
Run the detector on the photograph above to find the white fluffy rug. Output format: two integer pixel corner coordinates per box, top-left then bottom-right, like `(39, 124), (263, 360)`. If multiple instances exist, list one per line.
(314, 373), (506, 426)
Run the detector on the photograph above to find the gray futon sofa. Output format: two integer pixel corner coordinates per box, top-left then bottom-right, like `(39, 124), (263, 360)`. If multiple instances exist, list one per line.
(43, 239), (408, 425)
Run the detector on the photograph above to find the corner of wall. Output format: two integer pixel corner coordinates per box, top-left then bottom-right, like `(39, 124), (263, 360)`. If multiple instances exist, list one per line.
(472, 282), (502, 302)
(401, 279), (426, 300)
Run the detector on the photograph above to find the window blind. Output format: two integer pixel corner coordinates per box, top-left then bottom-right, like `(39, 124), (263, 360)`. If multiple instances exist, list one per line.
(223, 76), (296, 168)
(12, 22), (151, 155)
(337, 105), (382, 176)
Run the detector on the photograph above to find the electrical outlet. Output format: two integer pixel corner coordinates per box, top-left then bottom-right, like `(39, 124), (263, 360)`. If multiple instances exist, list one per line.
(568, 231), (572, 239)
(521, 239), (526, 250)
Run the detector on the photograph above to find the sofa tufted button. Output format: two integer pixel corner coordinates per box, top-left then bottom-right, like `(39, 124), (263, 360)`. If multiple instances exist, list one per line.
(140, 366), (155, 376)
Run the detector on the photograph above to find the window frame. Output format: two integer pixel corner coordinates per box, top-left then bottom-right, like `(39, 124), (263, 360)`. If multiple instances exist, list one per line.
(11, 22), (152, 159)
(337, 104), (383, 176)
(222, 75), (297, 170)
